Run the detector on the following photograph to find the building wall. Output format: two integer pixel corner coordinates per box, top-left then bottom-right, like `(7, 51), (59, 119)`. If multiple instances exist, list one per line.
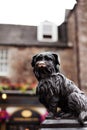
(0, 46), (78, 85)
(77, 0), (87, 91)
(0, 22), (79, 89)
(67, 9), (79, 86)
(67, 0), (87, 91)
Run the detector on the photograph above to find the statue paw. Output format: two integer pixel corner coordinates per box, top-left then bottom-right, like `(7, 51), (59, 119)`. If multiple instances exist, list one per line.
(46, 112), (55, 119)
(78, 111), (87, 125)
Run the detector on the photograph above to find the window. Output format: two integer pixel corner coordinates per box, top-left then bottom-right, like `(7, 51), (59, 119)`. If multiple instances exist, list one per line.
(0, 48), (9, 76)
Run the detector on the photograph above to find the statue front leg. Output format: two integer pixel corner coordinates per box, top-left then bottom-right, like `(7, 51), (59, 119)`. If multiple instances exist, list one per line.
(46, 96), (58, 119)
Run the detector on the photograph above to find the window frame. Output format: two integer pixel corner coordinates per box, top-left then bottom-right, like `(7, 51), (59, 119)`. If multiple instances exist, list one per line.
(0, 48), (9, 76)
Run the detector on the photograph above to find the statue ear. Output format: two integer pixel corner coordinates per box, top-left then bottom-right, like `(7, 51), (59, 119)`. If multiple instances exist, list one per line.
(31, 55), (37, 67)
(52, 53), (60, 72)
(52, 53), (60, 65)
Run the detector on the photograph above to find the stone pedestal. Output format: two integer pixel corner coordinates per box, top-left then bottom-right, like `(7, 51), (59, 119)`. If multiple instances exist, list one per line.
(40, 119), (87, 130)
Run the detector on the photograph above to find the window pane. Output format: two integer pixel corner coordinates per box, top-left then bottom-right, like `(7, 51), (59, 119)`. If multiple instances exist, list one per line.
(0, 48), (8, 76)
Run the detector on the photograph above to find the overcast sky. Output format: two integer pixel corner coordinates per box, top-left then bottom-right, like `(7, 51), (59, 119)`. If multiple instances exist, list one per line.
(0, 0), (76, 26)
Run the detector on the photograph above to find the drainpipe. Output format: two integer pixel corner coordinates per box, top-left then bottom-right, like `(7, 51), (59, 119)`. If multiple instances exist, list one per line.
(74, 3), (81, 89)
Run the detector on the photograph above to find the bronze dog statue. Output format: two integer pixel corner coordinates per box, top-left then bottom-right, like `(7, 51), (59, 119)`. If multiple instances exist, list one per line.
(31, 51), (87, 125)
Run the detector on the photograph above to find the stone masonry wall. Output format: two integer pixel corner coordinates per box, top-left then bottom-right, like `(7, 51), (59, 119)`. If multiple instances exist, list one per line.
(77, 0), (87, 91)
(0, 46), (78, 87)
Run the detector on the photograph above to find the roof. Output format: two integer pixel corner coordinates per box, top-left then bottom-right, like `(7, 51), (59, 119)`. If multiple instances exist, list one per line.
(0, 24), (37, 46)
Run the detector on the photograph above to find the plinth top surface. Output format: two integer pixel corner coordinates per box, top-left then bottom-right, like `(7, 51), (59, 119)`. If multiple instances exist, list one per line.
(41, 119), (87, 128)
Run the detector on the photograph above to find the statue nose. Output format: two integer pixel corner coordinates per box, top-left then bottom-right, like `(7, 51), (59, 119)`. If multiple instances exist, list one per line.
(36, 61), (46, 67)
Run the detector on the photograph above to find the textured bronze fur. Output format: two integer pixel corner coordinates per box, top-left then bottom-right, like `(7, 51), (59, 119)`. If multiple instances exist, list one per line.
(31, 52), (87, 125)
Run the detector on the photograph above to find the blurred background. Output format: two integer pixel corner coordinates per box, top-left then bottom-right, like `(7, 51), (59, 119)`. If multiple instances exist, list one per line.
(0, 0), (87, 130)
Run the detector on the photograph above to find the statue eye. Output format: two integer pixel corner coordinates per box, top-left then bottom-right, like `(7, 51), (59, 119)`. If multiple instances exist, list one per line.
(45, 56), (52, 61)
(36, 56), (43, 61)
(48, 58), (52, 61)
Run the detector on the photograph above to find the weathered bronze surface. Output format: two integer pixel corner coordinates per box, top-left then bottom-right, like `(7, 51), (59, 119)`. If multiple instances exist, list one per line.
(31, 52), (87, 125)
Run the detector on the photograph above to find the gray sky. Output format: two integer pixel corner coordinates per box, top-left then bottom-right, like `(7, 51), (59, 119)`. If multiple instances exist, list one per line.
(0, 0), (76, 26)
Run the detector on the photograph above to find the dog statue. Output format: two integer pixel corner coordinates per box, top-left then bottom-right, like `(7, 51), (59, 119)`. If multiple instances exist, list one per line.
(31, 51), (87, 125)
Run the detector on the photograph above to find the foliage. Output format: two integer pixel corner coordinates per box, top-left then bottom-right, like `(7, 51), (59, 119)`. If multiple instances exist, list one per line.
(0, 82), (36, 92)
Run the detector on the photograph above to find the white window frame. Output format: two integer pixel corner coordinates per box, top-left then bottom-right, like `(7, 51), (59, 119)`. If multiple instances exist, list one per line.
(0, 48), (9, 76)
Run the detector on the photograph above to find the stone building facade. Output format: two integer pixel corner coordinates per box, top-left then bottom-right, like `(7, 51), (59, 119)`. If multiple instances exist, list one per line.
(0, 22), (78, 90)
(67, 0), (87, 91)
(0, 0), (87, 92)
